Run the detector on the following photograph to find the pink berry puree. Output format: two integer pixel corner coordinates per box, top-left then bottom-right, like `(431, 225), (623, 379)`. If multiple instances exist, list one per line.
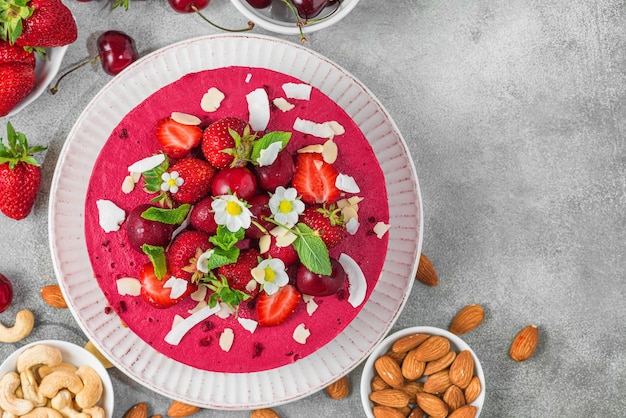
(84, 66), (389, 373)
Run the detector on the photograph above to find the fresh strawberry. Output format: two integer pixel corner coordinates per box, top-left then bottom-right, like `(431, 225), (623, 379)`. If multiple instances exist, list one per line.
(292, 152), (340, 204)
(139, 262), (196, 309)
(0, 40), (35, 67)
(168, 157), (215, 204)
(0, 0), (77, 47)
(217, 248), (261, 298)
(0, 62), (35, 117)
(256, 284), (301, 327)
(263, 235), (299, 266)
(0, 122), (46, 219)
(300, 204), (346, 248)
(155, 117), (202, 159)
(167, 230), (212, 282)
(201, 117), (255, 169)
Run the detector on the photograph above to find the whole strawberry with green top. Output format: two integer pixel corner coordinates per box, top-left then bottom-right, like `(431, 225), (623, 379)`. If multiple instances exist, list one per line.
(0, 122), (46, 220)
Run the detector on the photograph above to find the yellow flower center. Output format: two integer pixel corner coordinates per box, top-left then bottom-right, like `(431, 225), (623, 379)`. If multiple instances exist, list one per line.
(167, 178), (178, 187)
(226, 201), (243, 216)
(264, 267), (275, 283)
(278, 200), (293, 214)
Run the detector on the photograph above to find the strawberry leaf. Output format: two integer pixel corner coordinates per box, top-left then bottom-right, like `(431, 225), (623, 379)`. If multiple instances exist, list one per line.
(141, 204), (190, 224)
(292, 223), (331, 275)
(142, 156), (170, 193)
(142, 244), (167, 279)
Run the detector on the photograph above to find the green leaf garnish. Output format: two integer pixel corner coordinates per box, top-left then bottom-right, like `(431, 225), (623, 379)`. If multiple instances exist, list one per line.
(204, 246), (240, 271)
(250, 131), (291, 163)
(209, 225), (245, 251)
(204, 273), (250, 315)
(141, 204), (190, 225)
(142, 244), (167, 279)
(292, 223), (332, 275)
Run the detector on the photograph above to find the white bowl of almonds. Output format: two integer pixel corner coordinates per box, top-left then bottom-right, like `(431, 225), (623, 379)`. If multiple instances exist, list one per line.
(360, 326), (485, 418)
(0, 340), (114, 417)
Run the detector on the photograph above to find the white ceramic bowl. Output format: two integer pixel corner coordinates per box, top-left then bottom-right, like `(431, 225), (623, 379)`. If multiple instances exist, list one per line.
(360, 326), (486, 417)
(230, 0), (360, 35)
(7, 46), (67, 117)
(0, 339), (114, 416)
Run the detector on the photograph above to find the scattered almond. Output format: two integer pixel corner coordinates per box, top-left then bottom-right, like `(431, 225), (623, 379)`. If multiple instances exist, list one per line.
(391, 333), (429, 353)
(423, 369), (452, 394)
(369, 389), (411, 408)
(41, 284), (67, 309)
(424, 350), (456, 375)
(449, 304), (485, 335)
(443, 385), (466, 411)
(464, 376), (482, 404)
(510, 324), (539, 361)
(325, 375), (349, 399)
(372, 406), (406, 418)
(374, 355), (405, 389)
(250, 408), (281, 418)
(416, 392), (448, 417)
(449, 350), (475, 389)
(411, 335), (450, 362)
(123, 402), (148, 418)
(448, 405), (478, 418)
(415, 253), (438, 286)
(167, 400), (200, 417)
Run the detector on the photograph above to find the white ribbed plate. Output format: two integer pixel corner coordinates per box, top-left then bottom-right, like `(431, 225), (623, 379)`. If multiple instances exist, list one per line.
(48, 34), (422, 410)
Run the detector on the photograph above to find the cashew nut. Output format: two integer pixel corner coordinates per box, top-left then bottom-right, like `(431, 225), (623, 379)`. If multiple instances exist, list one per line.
(37, 362), (78, 380)
(2, 411), (18, 418)
(81, 406), (105, 418)
(19, 370), (46, 407)
(38, 371), (83, 399)
(0, 372), (34, 415)
(17, 345), (63, 375)
(20, 407), (63, 418)
(74, 366), (102, 409)
(50, 390), (89, 418)
(0, 310), (35, 343)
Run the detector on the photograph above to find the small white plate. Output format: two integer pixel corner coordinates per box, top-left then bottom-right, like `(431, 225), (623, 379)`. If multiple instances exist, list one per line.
(230, 0), (360, 35)
(0, 339), (114, 416)
(7, 46), (67, 117)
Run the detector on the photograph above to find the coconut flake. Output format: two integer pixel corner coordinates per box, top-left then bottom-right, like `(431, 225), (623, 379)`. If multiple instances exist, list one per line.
(201, 87), (225, 112)
(293, 323), (311, 344)
(328, 121), (345, 136)
(338, 253), (367, 308)
(293, 118), (336, 139)
(172, 315), (185, 329)
(238, 317), (258, 334)
(272, 97), (295, 112)
(164, 304), (221, 345)
(336, 174), (360, 193)
(341, 206), (358, 223)
(96, 200), (126, 233)
(219, 328), (235, 352)
(245, 73), (252, 83)
(163, 277), (188, 299)
(345, 217), (360, 235)
(256, 141), (283, 167)
(246, 88), (270, 131)
(171, 112), (201, 126)
(373, 222), (391, 239)
(306, 299), (318, 316)
(188, 300), (207, 314)
(127, 154), (165, 173)
(282, 82), (312, 100)
(116, 277), (141, 296)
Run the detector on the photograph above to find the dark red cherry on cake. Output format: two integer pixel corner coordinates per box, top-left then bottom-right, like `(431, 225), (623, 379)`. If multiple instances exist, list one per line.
(255, 150), (295, 192)
(97, 30), (139, 76)
(190, 196), (218, 235)
(0, 273), (13, 313)
(291, 0), (330, 18)
(245, 0), (271, 8)
(211, 167), (257, 201)
(296, 258), (345, 296)
(126, 204), (175, 253)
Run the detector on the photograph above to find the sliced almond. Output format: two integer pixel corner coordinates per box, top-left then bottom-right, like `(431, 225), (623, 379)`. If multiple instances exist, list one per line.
(171, 112), (201, 126)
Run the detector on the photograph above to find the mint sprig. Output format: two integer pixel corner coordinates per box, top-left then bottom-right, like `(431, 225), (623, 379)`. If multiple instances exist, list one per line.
(292, 223), (331, 275)
(142, 244), (167, 279)
(141, 204), (190, 225)
(250, 131), (291, 163)
(209, 225), (245, 250)
(205, 273), (250, 315)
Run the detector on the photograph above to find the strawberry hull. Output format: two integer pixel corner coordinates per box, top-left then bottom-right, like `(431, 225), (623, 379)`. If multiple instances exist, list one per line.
(84, 66), (389, 373)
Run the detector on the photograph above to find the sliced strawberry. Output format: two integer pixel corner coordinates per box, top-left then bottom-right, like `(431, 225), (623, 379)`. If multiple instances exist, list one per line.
(169, 157), (216, 204)
(156, 117), (202, 159)
(300, 205), (346, 249)
(292, 153), (340, 205)
(201, 117), (252, 169)
(256, 284), (301, 327)
(218, 248), (261, 298)
(138, 262), (196, 309)
(167, 230), (212, 282)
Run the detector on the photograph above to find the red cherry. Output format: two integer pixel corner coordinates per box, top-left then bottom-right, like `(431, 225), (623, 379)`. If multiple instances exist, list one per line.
(291, 0), (330, 18)
(168, 0), (254, 32)
(295, 258), (345, 296)
(245, 0), (271, 8)
(211, 167), (258, 201)
(0, 273), (14, 313)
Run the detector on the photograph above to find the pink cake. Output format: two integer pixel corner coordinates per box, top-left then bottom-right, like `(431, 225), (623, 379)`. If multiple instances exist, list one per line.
(84, 66), (389, 373)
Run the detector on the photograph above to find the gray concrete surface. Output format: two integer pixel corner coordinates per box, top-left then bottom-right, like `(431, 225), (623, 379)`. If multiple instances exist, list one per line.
(1, 0), (625, 416)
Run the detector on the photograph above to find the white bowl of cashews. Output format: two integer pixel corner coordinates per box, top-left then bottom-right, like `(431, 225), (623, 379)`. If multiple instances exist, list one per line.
(0, 340), (114, 417)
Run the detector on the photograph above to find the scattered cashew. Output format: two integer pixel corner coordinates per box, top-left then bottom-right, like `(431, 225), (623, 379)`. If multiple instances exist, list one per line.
(81, 406), (105, 418)
(17, 345), (63, 374)
(37, 362), (78, 380)
(50, 390), (89, 418)
(0, 372), (34, 416)
(0, 310), (35, 343)
(20, 407), (63, 418)
(19, 370), (46, 407)
(39, 371), (84, 399)
(74, 366), (103, 409)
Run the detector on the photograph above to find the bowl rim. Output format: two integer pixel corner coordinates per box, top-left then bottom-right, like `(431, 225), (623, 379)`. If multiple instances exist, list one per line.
(0, 339), (115, 416)
(359, 326), (486, 417)
(229, 0), (361, 35)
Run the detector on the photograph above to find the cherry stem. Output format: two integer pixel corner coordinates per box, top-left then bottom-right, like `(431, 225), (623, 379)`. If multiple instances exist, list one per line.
(50, 55), (101, 95)
(192, 5), (254, 32)
(281, 0), (306, 43)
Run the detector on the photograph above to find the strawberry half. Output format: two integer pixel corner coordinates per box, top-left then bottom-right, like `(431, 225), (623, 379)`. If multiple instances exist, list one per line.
(167, 230), (212, 282)
(1, 0), (77, 47)
(256, 284), (301, 327)
(218, 248), (261, 298)
(201, 117), (253, 169)
(0, 62), (35, 117)
(0, 122), (45, 219)
(292, 152), (340, 205)
(168, 157), (215, 204)
(155, 117), (202, 159)
(139, 262), (196, 309)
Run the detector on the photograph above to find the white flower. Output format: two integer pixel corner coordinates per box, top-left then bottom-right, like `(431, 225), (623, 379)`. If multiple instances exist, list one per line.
(196, 249), (215, 273)
(212, 195), (253, 233)
(251, 258), (289, 295)
(269, 186), (305, 225)
(160, 171), (184, 193)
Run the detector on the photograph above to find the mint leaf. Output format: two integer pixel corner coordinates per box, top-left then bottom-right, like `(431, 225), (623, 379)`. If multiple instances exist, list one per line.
(205, 274), (250, 313)
(141, 204), (190, 224)
(205, 246), (240, 270)
(250, 131), (291, 162)
(209, 225), (244, 250)
(142, 244), (167, 279)
(292, 223), (331, 275)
